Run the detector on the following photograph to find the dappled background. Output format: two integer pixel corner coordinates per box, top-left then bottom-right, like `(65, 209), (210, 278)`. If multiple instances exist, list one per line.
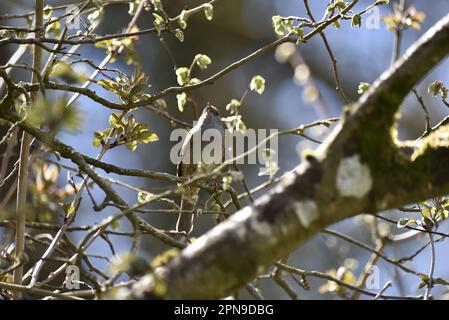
(1, 0), (449, 299)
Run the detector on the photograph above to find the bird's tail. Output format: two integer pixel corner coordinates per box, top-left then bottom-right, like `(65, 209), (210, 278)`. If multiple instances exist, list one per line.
(176, 189), (198, 234)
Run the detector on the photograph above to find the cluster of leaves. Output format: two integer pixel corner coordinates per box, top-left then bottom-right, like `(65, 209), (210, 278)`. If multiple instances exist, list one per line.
(349, 1), (390, 28)
(97, 69), (151, 104)
(92, 113), (159, 151)
(152, 0), (213, 41)
(397, 199), (449, 230)
(95, 25), (141, 66)
(428, 81), (448, 101)
(271, 16), (304, 38)
(43, 4), (103, 38)
(325, 0), (351, 29)
(43, 5), (63, 38)
(325, 0), (354, 14)
(359, 80), (448, 105)
(43, 3), (141, 66)
(416, 272), (449, 290)
(176, 54), (212, 111)
(93, 113), (158, 151)
(222, 75), (265, 133)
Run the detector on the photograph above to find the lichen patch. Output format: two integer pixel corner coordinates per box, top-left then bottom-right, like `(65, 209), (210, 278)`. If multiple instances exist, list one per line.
(336, 154), (372, 198)
(293, 200), (318, 228)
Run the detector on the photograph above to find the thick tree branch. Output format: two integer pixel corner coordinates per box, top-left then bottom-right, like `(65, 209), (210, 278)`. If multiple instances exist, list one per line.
(125, 13), (449, 299)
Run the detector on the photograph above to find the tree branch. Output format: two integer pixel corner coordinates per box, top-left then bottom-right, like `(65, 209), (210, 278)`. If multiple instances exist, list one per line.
(124, 13), (449, 299)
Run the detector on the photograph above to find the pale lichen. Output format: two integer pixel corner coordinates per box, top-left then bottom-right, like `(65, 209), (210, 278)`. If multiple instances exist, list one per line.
(336, 154), (372, 198)
(293, 200), (318, 228)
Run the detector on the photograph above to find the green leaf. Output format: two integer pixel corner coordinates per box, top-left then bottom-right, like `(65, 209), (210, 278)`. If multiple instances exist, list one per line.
(357, 82), (370, 94)
(92, 137), (102, 148)
(434, 277), (449, 286)
(175, 29), (184, 42)
(397, 217), (415, 228)
(177, 92), (187, 112)
(153, 13), (165, 35)
(414, 273), (449, 289)
(138, 131), (159, 143)
(153, 99), (167, 109)
(43, 5), (53, 20)
(189, 78), (201, 85)
(46, 20), (61, 37)
(138, 191), (154, 203)
(421, 216), (435, 229)
(128, 1), (137, 15)
(272, 15), (293, 36)
(195, 54), (212, 70)
(421, 206), (435, 218)
(87, 8), (104, 24)
(351, 14), (362, 28)
(250, 75), (266, 95)
(109, 113), (125, 129)
(97, 79), (121, 95)
(175, 67), (190, 86)
(226, 99), (241, 114)
(151, 0), (163, 11)
(203, 3), (214, 20)
(126, 140), (138, 151)
(428, 81), (444, 97)
(93, 130), (104, 147)
(333, 20), (341, 29)
(293, 26), (304, 37)
(179, 10), (189, 29)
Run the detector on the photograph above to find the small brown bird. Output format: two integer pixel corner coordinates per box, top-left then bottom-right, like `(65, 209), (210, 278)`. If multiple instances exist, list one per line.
(176, 104), (225, 234)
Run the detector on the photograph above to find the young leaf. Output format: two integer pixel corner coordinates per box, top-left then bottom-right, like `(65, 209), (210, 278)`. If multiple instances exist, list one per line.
(357, 82), (370, 95)
(177, 92), (187, 112)
(203, 4), (214, 20)
(195, 54), (212, 70)
(250, 75), (266, 95)
(176, 67), (190, 86)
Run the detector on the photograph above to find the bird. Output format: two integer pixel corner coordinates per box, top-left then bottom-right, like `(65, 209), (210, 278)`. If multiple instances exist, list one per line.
(176, 104), (225, 234)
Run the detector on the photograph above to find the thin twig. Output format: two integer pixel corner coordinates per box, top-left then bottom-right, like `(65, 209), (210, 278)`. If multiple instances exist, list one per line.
(13, 0), (44, 300)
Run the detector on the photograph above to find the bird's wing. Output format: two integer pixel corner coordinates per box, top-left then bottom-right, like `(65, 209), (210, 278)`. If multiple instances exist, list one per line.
(177, 125), (199, 177)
